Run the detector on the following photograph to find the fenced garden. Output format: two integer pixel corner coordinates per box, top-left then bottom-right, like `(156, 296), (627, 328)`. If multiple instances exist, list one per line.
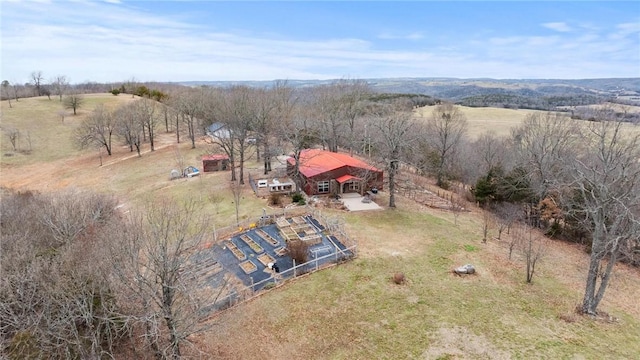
(194, 207), (357, 315)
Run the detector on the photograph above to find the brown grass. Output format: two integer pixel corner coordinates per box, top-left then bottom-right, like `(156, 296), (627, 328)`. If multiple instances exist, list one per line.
(413, 104), (640, 139)
(3, 96), (640, 359)
(414, 105), (545, 138)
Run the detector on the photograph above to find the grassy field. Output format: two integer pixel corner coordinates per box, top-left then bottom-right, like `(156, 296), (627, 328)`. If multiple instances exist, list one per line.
(200, 202), (640, 359)
(2, 96), (639, 359)
(414, 105), (542, 138)
(0, 94), (136, 165)
(414, 104), (640, 139)
(1, 95), (271, 228)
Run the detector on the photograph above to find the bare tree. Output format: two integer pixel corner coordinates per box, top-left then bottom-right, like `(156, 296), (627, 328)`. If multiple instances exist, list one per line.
(5, 127), (19, 151)
(204, 88), (238, 181)
(75, 105), (116, 156)
(9, 79), (20, 102)
(340, 80), (371, 156)
(57, 109), (67, 123)
(278, 100), (320, 193)
(30, 70), (44, 96)
(314, 79), (371, 155)
(230, 180), (243, 225)
(510, 112), (577, 200)
(0, 189), (125, 359)
(565, 119), (640, 315)
(2, 80), (12, 107)
(450, 196), (465, 226)
(253, 81), (294, 174)
(472, 132), (510, 182)
(115, 102), (143, 156)
(481, 208), (493, 244)
(313, 83), (344, 152)
(110, 199), (216, 359)
(205, 86), (255, 184)
(493, 202), (522, 241)
(226, 86), (255, 184)
(63, 92), (84, 115)
(371, 102), (417, 208)
(50, 75), (69, 101)
(423, 103), (468, 188)
(176, 87), (205, 149)
(513, 224), (547, 283)
(135, 98), (158, 151)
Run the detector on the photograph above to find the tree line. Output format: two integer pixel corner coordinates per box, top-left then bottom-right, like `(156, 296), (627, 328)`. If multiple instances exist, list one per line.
(4, 75), (639, 359)
(0, 188), (218, 359)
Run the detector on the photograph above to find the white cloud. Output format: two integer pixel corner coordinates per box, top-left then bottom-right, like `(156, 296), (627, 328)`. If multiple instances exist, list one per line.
(542, 22), (573, 32)
(1, 1), (638, 82)
(378, 32), (424, 40)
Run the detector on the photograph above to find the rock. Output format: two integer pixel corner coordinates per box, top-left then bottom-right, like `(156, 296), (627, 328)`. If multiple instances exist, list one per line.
(392, 272), (406, 284)
(454, 264), (476, 275)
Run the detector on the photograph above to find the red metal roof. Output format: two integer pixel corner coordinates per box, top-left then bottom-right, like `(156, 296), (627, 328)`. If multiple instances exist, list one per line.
(287, 149), (380, 178)
(202, 154), (229, 161)
(335, 174), (361, 184)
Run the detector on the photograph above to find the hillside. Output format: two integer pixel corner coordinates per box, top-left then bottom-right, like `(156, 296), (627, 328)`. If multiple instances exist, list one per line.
(2, 96), (639, 359)
(183, 77), (640, 109)
(200, 203), (640, 359)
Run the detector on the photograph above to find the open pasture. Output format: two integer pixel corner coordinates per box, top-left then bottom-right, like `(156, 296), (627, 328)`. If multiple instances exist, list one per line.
(414, 104), (640, 139)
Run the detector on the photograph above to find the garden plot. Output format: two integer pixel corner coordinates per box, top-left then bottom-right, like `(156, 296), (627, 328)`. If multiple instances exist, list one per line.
(256, 228), (279, 246)
(240, 234), (264, 254)
(239, 260), (258, 274)
(202, 214), (355, 302)
(226, 241), (246, 261)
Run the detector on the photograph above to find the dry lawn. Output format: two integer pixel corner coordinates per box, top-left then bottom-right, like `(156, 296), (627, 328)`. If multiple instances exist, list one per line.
(1, 95), (267, 227)
(1, 94), (136, 165)
(2, 96), (639, 359)
(414, 104), (640, 139)
(414, 105), (545, 138)
(197, 197), (640, 359)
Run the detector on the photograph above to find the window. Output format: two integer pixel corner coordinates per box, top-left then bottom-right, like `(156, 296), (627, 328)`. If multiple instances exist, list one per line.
(317, 181), (330, 193)
(348, 181), (359, 192)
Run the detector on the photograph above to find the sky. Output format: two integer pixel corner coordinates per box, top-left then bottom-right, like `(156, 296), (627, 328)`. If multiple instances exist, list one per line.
(1, 0), (639, 84)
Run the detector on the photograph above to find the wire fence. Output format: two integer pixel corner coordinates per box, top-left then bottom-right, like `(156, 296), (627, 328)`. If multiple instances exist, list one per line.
(210, 205), (313, 242)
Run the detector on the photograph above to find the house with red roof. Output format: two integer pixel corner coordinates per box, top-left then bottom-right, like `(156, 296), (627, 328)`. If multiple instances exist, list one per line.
(287, 149), (383, 196)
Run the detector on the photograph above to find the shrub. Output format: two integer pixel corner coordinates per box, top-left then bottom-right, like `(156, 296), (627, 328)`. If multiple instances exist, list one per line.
(291, 192), (304, 203)
(269, 193), (282, 206)
(263, 282), (276, 290)
(287, 239), (309, 264)
(110, 89), (121, 96)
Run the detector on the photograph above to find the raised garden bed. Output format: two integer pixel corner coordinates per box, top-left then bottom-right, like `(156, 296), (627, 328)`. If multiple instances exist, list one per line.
(240, 234), (264, 253)
(226, 241), (246, 261)
(280, 227), (298, 241)
(239, 260), (257, 274)
(291, 224), (312, 233)
(276, 217), (291, 229)
(292, 216), (307, 225)
(257, 253), (276, 267)
(256, 229), (279, 246)
(274, 246), (288, 257)
(300, 234), (323, 246)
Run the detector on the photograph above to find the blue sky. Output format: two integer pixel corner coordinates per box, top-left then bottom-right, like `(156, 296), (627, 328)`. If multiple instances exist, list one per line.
(1, 1), (639, 83)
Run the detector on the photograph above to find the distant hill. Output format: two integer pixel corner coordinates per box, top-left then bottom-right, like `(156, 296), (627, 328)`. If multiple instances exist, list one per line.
(181, 77), (640, 110)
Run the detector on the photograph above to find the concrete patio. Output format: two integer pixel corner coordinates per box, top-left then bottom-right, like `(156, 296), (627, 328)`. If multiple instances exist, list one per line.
(340, 193), (383, 211)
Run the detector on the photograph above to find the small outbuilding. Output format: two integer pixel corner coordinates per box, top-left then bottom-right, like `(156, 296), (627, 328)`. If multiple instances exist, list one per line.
(202, 154), (230, 172)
